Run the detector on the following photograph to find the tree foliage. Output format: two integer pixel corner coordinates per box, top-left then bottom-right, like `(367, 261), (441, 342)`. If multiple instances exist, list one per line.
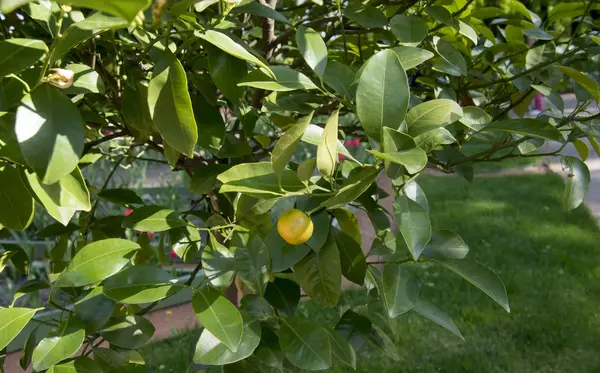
(0, 0), (599, 371)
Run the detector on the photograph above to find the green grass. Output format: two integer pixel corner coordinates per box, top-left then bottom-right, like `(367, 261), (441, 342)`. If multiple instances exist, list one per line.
(135, 173), (600, 373)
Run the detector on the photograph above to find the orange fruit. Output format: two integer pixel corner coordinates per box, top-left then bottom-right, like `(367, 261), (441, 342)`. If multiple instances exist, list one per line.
(277, 209), (314, 245)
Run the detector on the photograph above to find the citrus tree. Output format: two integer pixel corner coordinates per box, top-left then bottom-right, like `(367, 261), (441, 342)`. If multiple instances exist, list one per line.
(0, 0), (599, 371)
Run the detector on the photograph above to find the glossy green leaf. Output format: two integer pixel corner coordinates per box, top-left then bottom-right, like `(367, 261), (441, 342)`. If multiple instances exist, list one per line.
(368, 148), (427, 174)
(434, 259), (510, 312)
(122, 205), (187, 232)
(305, 209), (329, 252)
(56, 0), (150, 21)
(0, 307), (38, 351)
(239, 66), (318, 91)
(561, 155), (591, 211)
(331, 208), (362, 245)
(557, 66), (600, 101)
(523, 28), (554, 40)
(235, 235), (271, 296)
(251, 327), (284, 369)
(265, 230), (310, 272)
(392, 46), (434, 70)
(406, 99), (463, 136)
(317, 108), (339, 177)
(390, 15), (428, 46)
(231, 1), (290, 23)
(195, 30), (273, 77)
(279, 317), (331, 370)
(413, 297), (464, 340)
(426, 6), (453, 25)
(422, 230), (469, 259)
(296, 26), (327, 77)
(574, 138), (589, 161)
(297, 157), (316, 184)
(202, 235), (236, 290)
(16, 84), (84, 184)
(272, 113), (313, 178)
(19, 325), (38, 370)
(382, 263), (419, 317)
(99, 315), (155, 349)
(62, 63), (105, 94)
(47, 357), (103, 373)
(207, 46), (246, 103)
(414, 127), (456, 152)
(432, 37), (467, 76)
(92, 347), (127, 370)
(393, 194), (431, 261)
(323, 166), (380, 209)
(335, 310), (372, 351)
(148, 53), (198, 157)
(323, 60), (355, 98)
(0, 0), (33, 13)
(192, 285), (244, 352)
(302, 124), (358, 162)
(239, 294), (277, 323)
(103, 265), (184, 304)
(73, 286), (115, 332)
(356, 49), (409, 142)
(11, 280), (48, 307)
(0, 38), (47, 77)
(193, 312), (261, 365)
(402, 180), (429, 212)
(460, 106), (491, 131)
(343, 4), (387, 29)
(294, 235), (341, 307)
(332, 228), (367, 285)
(122, 83), (153, 133)
(98, 188), (144, 206)
(479, 119), (563, 141)
(0, 165), (34, 231)
(217, 162), (305, 197)
(0, 74), (29, 112)
(171, 225), (201, 263)
(32, 318), (85, 372)
(525, 42), (555, 70)
(190, 164), (229, 195)
(324, 327), (356, 369)
(54, 238), (140, 287)
(264, 277), (300, 316)
(0, 112), (26, 164)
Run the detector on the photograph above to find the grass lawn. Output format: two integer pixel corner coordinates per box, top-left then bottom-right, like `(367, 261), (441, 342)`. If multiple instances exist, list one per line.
(135, 173), (600, 373)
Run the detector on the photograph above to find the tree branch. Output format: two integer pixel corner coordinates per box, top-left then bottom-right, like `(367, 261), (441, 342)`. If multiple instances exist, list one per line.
(252, 0), (279, 108)
(83, 130), (128, 153)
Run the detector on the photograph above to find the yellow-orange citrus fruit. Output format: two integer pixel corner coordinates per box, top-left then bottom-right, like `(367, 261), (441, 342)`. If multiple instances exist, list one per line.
(277, 209), (314, 245)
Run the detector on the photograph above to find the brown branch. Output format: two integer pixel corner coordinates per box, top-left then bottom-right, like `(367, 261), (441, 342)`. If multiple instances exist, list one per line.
(252, 0), (279, 108)
(83, 130), (128, 153)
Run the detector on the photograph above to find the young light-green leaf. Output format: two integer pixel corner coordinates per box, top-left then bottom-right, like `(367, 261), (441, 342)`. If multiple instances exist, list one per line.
(356, 49), (409, 142)
(272, 113), (313, 178)
(0, 307), (38, 351)
(32, 318), (85, 372)
(317, 108), (339, 177)
(557, 65), (600, 101)
(122, 205), (187, 232)
(368, 148), (427, 174)
(56, 0), (150, 22)
(296, 26), (328, 77)
(218, 162), (306, 197)
(406, 99), (464, 136)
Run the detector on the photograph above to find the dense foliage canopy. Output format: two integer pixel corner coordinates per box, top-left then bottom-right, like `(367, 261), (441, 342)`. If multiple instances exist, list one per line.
(0, 0), (599, 371)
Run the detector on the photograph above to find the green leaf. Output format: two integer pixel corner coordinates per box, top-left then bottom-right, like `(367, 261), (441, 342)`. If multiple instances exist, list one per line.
(22, 167), (90, 226)
(54, 238), (140, 287)
(323, 60), (355, 99)
(62, 63), (105, 94)
(332, 228), (367, 285)
(239, 294), (277, 323)
(0, 307), (38, 351)
(231, 1), (290, 24)
(265, 230), (310, 272)
(525, 42), (555, 70)
(296, 26), (327, 77)
(297, 157), (316, 184)
(217, 162), (305, 197)
(99, 315), (155, 349)
(0, 165), (34, 231)
(368, 148), (427, 174)
(331, 208), (362, 245)
(413, 297), (464, 340)
(190, 164), (229, 195)
(19, 325), (38, 370)
(457, 20), (478, 44)
(207, 46), (247, 103)
(122, 205), (187, 232)
(16, 84), (84, 184)
(235, 235), (271, 297)
(390, 15), (428, 47)
(414, 127), (456, 152)
(264, 278), (300, 316)
(305, 209), (330, 252)
(193, 312), (261, 365)
(0, 38), (48, 77)
(92, 348), (127, 370)
(195, 30), (273, 77)
(251, 327), (284, 369)
(434, 259), (510, 312)
(382, 263), (419, 317)
(98, 188), (144, 206)
(402, 180), (429, 212)
(47, 357), (103, 373)
(323, 166), (380, 209)
(406, 99), (463, 136)
(557, 66), (600, 101)
(356, 49), (409, 142)
(0, 112), (26, 164)
(11, 280), (48, 307)
(73, 287), (115, 332)
(56, 0), (150, 22)
(343, 4), (387, 29)
(103, 265), (185, 304)
(0, 0), (33, 13)
(171, 225), (201, 263)
(335, 310), (372, 351)
(479, 119), (563, 141)
(302, 124), (358, 162)
(522, 28), (554, 40)
(561, 155), (591, 211)
(0, 74), (29, 112)
(574, 138), (589, 161)
(391, 46), (434, 70)
(238, 66), (318, 91)
(272, 113), (313, 178)
(148, 53), (198, 157)
(317, 108), (339, 177)
(426, 6), (453, 25)
(279, 317), (331, 370)
(202, 235), (236, 290)
(294, 235), (341, 307)
(37, 223), (80, 238)
(192, 285), (244, 352)
(432, 37), (467, 76)
(460, 106), (491, 131)
(32, 318), (85, 372)
(324, 327), (356, 370)
(422, 230), (469, 259)
(393, 194), (431, 261)
(122, 83), (154, 133)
